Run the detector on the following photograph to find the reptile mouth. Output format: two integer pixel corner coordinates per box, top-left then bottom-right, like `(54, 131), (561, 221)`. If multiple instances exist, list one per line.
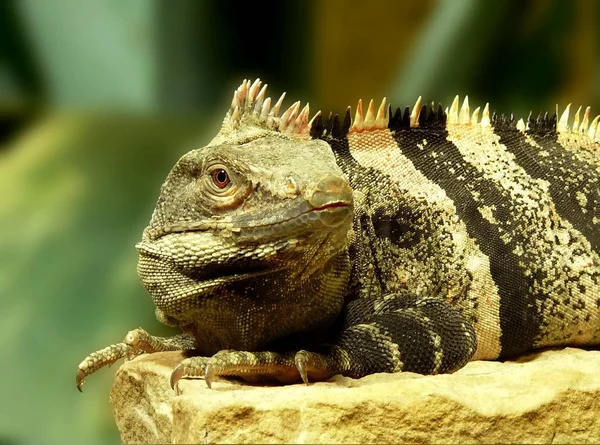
(306, 201), (352, 227)
(313, 201), (350, 210)
(149, 198), (352, 240)
(229, 197), (353, 233)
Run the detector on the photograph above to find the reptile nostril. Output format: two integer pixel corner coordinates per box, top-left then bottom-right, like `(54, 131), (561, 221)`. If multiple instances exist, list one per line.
(285, 177), (300, 196)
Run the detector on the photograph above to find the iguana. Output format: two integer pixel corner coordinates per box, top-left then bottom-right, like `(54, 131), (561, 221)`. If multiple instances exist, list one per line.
(76, 78), (600, 391)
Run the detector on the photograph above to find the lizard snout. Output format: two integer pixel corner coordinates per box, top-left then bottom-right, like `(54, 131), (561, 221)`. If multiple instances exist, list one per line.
(309, 174), (353, 208)
(307, 174), (353, 228)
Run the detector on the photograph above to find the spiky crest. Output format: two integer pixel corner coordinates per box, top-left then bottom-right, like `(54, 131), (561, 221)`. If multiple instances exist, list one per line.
(218, 79), (600, 146)
(553, 103), (600, 142)
(213, 79), (319, 144)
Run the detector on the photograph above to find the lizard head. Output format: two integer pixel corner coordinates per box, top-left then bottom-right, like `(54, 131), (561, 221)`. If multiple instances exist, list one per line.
(135, 79), (353, 329)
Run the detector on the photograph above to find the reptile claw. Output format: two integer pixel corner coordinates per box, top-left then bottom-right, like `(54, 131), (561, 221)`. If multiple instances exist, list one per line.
(170, 364), (184, 391)
(295, 356), (310, 385)
(204, 363), (214, 389)
(293, 350), (337, 384)
(169, 357), (210, 392)
(76, 369), (86, 392)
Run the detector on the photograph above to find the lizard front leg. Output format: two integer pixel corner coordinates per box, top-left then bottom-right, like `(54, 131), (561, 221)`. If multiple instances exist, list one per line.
(76, 328), (195, 391)
(170, 293), (477, 389)
(310, 294), (478, 378)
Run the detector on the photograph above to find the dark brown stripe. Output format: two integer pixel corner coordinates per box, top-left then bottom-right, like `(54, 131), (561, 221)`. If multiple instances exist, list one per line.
(391, 126), (541, 358)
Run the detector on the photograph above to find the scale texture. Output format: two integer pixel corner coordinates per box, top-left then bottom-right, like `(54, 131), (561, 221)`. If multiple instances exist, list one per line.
(77, 79), (600, 390)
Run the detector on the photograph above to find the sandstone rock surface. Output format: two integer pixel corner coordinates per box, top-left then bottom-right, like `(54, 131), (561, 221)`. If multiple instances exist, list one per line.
(110, 348), (600, 444)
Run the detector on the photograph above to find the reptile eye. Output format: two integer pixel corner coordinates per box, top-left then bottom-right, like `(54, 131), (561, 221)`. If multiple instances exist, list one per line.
(211, 168), (230, 189)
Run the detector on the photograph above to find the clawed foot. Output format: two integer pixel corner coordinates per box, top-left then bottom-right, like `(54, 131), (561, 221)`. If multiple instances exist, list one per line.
(169, 349), (342, 393)
(76, 328), (195, 391)
(78, 329), (346, 393)
(76, 342), (141, 392)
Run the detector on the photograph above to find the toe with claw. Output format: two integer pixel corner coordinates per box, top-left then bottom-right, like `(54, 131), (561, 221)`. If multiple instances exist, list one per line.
(76, 342), (136, 392)
(294, 349), (340, 384)
(169, 357), (209, 394)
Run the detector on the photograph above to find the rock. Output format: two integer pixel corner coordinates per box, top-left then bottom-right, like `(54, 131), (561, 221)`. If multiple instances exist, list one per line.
(110, 348), (600, 444)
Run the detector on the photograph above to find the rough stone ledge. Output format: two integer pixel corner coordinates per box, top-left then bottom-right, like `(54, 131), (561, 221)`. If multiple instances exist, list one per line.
(110, 347), (600, 444)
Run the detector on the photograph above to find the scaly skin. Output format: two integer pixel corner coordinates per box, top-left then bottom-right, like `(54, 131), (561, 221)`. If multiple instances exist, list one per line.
(77, 78), (599, 391)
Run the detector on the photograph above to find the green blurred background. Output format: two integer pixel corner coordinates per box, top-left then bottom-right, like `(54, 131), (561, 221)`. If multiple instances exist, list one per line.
(0, 1), (598, 443)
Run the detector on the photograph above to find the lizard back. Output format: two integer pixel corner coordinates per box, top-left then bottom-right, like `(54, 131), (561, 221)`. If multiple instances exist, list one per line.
(314, 99), (600, 361)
